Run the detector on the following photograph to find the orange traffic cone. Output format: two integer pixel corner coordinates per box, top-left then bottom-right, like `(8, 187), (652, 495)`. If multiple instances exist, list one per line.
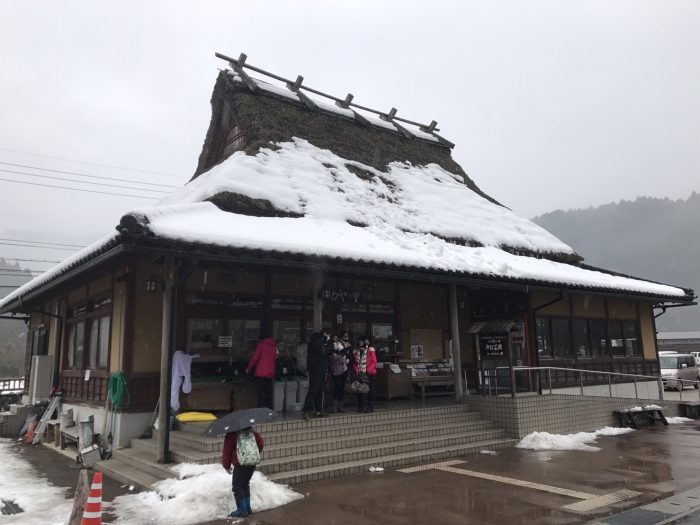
(80, 471), (102, 525)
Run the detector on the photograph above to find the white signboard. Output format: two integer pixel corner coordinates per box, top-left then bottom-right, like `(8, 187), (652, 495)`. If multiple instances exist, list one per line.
(218, 336), (233, 348)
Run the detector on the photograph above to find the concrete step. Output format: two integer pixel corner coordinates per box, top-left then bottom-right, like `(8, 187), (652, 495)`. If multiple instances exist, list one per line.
(110, 448), (179, 480)
(260, 428), (510, 475)
(178, 411), (484, 445)
(267, 437), (519, 485)
(96, 457), (164, 492)
(133, 426), (509, 473)
(177, 403), (473, 435)
(159, 414), (492, 453)
(263, 419), (497, 459)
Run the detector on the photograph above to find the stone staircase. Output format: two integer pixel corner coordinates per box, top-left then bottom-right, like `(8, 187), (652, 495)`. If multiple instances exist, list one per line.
(97, 403), (517, 489)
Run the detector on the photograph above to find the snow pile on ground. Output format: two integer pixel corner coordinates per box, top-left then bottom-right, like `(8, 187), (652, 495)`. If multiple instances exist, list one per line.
(666, 417), (694, 424)
(0, 439), (73, 524)
(516, 427), (635, 452)
(109, 463), (302, 524)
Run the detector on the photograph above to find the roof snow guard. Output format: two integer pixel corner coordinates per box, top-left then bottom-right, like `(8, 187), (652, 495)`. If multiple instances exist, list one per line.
(215, 52), (454, 148)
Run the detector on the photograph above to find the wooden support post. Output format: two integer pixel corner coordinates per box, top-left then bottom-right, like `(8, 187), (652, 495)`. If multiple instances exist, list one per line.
(336, 93), (354, 109)
(313, 270), (323, 332)
(157, 257), (175, 464)
(449, 283), (464, 399)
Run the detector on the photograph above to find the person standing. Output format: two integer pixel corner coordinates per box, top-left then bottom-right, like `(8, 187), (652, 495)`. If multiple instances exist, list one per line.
(329, 333), (351, 413)
(353, 338), (377, 413)
(222, 426), (264, 518)
(303, 328), (332, 420)
(246, 331), (277, 408)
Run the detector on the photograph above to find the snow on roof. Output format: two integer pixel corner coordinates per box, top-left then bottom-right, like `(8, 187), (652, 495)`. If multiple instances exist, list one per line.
(164, 139), (573, 255)
(0, 140), (689, 312)
(0, 233), (119, 310)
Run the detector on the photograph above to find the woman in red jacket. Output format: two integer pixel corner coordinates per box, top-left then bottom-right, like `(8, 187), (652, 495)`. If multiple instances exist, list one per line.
(222, 427), (264, 518)
(246, 331), (278, 408)
(352, 338), (377, 413)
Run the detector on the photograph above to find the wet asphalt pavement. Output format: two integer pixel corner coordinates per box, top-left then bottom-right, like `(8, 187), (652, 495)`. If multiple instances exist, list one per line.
(8, 421), (700, 524)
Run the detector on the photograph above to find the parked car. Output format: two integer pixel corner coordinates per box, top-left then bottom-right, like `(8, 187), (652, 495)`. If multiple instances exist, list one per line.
(660, 353), (699, 390)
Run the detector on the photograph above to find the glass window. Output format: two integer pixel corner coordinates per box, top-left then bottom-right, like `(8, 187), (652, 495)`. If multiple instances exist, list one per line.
(98, 316), (110, 368)
(67, 324), (76, 368)
(623, 320), (639, 357)
(186, 318), (260, 362)
(608, 320), (625, 357)
(589, 319), (607, 357)
(74, 321), (85, 369)
(572, 319), (590, 358)
(535, 317), (552, 359)
(551, 318), (571, 358)
(89, 319), (100, 368)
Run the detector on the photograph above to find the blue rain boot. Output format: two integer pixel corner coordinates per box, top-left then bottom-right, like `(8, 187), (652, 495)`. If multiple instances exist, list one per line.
(243, 496), (252, 515)
(228, 497), (249, 518)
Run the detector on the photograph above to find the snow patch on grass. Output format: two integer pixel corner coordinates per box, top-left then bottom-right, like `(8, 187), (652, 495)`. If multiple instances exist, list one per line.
(516, 427), (635, 452)
(109, 463), (302, 524)
(0, 439), (73, 524)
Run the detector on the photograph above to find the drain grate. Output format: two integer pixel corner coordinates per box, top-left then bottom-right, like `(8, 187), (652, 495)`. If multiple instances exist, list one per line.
(563, 489), (642, 513)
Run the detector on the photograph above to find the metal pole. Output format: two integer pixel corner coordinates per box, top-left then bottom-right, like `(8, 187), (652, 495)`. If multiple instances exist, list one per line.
(548, 368), (552, 395)
(657, 376), (664, 401)
(579, 371), (584, 396)
(312, 269), (323, 332)
(448, 283), (464, 399)
(679, 382), (683, 402)
(157, 257), (175, 464)
(634, 377), (638, 399)
(608, 374), (613, 398)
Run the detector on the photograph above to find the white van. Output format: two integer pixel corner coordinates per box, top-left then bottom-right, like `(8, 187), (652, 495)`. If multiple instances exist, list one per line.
(690, 351), (700, 367)
(660, 353), (699, 390)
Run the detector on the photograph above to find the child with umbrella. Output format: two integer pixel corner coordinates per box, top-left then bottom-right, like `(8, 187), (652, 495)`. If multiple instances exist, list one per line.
(206, 408), (274, 518)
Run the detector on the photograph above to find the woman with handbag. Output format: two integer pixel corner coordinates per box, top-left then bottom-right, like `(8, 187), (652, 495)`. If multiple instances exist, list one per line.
(352, 338), (377, 413)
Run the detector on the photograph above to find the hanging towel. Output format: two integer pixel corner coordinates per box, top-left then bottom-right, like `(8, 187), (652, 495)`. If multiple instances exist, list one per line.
(171, 350), (194, 412)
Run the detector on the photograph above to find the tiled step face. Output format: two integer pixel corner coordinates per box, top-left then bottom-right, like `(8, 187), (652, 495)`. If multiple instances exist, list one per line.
(263, 420), (496, 459)
(177, 404), (473, 435)
(267, 438), (519, 485)
(259, 429), (509, 475)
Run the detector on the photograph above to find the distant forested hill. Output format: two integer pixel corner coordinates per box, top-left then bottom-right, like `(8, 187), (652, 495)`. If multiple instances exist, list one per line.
(0, 259), (31, 377)
(533, 192), (700, 331)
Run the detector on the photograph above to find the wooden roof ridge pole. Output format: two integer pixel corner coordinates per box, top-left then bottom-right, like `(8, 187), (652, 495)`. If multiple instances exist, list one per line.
(226, 53), (258, 93)
(285, 75), (319, 110)
(213, 52), (449, 144)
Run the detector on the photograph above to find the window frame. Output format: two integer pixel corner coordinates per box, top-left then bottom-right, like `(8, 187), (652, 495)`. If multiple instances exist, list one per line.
(63, 296), (112, 371)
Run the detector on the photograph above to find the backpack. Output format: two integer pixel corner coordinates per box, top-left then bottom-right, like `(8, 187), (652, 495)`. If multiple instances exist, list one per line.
(236, 430), (261, 466)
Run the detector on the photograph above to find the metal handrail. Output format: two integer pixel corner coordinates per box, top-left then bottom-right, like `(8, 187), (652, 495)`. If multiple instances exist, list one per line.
(485, 366), (673, 400)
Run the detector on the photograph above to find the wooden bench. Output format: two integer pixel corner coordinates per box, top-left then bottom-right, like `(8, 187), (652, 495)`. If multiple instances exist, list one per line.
(60, 425), (79, 450)
(678, 401), (700, 419)
(45, 420), (61, 447)
(615, 407), (668, 429)
(412, 376), (455, 400)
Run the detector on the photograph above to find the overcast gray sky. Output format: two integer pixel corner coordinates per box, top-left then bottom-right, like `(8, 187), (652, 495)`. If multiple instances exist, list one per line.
(1, 1), (699, 272)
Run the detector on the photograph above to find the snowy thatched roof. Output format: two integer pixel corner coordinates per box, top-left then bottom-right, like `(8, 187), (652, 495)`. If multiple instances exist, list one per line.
(0, 65), (694, 313)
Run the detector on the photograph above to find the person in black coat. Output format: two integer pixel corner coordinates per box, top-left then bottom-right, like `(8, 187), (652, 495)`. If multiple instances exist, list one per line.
(303, 328), (332, 419)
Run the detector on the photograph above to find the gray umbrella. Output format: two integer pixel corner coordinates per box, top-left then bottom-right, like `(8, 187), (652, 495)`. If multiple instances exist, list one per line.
(201, 407), (277, 437)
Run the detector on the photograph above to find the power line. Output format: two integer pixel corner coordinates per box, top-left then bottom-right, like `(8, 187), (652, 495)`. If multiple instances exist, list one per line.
(0, 146), (185, 179)
(0, 257), (62, 263)
(0, 168), (170, 193)
(0, 178), (160, 200)
(0, 162), (180, 189)
(0, 242), (78, 251)
(0, 238), (85, 249)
